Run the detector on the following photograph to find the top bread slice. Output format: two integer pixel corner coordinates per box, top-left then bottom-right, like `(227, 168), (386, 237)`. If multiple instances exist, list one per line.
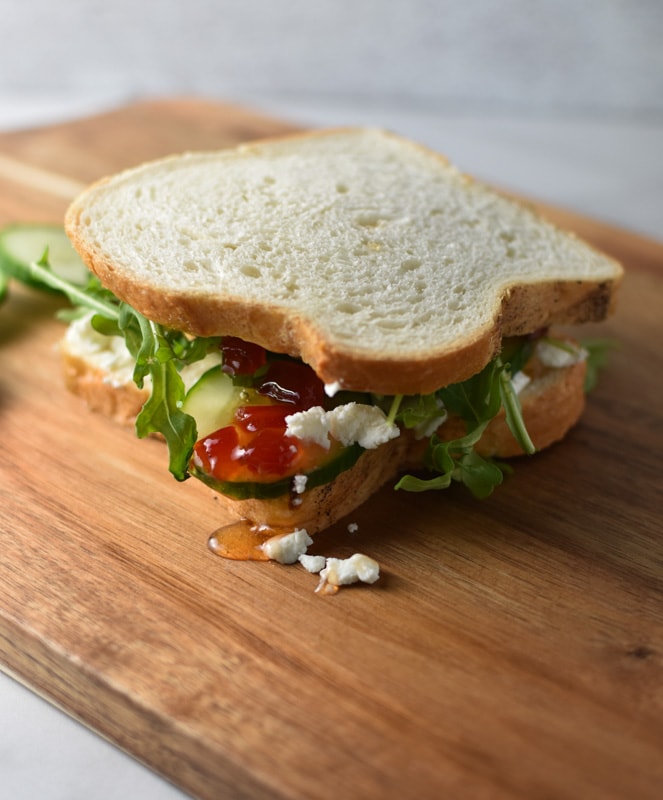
(64, 128), (623, 395)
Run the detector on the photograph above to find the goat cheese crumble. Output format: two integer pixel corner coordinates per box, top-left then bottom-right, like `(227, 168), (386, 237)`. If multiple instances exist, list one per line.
(64, 312), (222, 389)
(263, 530), (381, 594)
(317, 554), (380, 589)
(298, 553), (327, 573)
(510, 371), (531, 395)
(535, 339), (588, 369)
(285, 402), (399, 450)
(63, 312), (137, 386)
(261, 529), (313, 564)
(324, 381), (343, 397)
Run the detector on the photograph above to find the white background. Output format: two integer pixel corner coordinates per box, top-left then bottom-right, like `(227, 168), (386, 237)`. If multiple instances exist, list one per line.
(1, 2), (662, 798)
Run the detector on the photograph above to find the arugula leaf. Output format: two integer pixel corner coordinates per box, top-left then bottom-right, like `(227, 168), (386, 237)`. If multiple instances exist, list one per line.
(396, 341), (534, 498)
(131, 316), (198, 481)
(499, 335), (534, 375)
(23, 250), (212, 482)
(581, 338), (618, 393)
(28, 251), (120, 321)
(498, 361), (535, 455)
(396, 421), (508, 498)
(437, 358), (502, 424)
(396, 393), (446, 432)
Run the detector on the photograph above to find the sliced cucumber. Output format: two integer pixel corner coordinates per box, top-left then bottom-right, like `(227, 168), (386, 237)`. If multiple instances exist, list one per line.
(182, 365), (248, 438)
(191, 443), (364, 500)
(0, 223), (90, 288)
(184, 360), (367, 500)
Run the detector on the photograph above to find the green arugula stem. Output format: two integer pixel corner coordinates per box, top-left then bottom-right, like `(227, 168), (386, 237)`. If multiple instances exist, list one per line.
(498, 363), (536, 455)
(386, 394), (403, 425)
(28, 257), (120, 320)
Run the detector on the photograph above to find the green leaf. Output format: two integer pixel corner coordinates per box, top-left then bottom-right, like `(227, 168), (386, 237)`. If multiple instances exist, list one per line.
(27, 253), (120, 320)
(454, 449), (505, 499)
(498, 360), (536, 455)
(396, 393), (446, 431)
(0, 265), (8, 304)
(581, 338), (618, 393)
(499, 335), (534, 375)
(396, 339), (536, 498)
(394, 472), (452, 492)
(437, 358), (502, 426)
(396, 420), (507, 498)
(131, 317), (198, 481)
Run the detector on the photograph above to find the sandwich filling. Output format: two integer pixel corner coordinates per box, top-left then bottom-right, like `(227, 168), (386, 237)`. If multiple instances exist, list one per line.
(23, 253), (596, 511)
(57, 275), (588, 506)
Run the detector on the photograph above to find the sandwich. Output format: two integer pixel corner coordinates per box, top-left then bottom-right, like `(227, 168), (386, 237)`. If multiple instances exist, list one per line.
(52, 128), (621, 558)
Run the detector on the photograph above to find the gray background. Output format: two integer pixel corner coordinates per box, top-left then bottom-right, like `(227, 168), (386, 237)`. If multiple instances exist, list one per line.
(2, 0), (662, 116)
(1, 0), (662, 240)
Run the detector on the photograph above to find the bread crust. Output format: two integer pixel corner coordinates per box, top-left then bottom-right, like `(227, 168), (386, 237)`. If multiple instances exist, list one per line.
(427, 359), (587, 459)
(218, 436), (411, 534)
(61, 347), (148, 426)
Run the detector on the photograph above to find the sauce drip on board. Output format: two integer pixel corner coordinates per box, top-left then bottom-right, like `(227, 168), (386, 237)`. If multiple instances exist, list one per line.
(208, 519), (295, 561)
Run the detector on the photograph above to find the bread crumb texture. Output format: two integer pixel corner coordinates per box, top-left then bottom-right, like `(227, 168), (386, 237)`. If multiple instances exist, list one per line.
(66, 129), (622, 392)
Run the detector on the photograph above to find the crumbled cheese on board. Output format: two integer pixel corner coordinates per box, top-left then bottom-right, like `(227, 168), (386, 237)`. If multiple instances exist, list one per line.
(262, 529), (313, 564)
(298, 553), (327, 573)
(317, 553), (380, 589)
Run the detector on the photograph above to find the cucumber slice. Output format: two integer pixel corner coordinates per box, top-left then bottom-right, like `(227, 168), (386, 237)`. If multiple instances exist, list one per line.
(191, 443), (364, 500)
(182, 365), (246, 438)
(0, 223), (90, 288)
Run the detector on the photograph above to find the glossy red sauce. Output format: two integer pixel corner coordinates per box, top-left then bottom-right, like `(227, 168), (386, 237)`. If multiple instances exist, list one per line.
(220, 336), (267, 376)
(193, 338), (330, 484)
(256, 359), (326, 408)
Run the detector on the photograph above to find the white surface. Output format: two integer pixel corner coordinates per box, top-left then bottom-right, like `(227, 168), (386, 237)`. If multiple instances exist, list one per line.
(0, 673), (186, 799)
(1, 2), (661, 796)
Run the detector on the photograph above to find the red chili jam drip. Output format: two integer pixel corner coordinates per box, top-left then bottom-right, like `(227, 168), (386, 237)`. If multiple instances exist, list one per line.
(256, 360), (326, 409)
(193, 407), (302, 481)
(208, 520), (277, 561)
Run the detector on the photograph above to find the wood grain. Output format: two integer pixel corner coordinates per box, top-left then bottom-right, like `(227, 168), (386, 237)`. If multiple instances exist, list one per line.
(1, 98), (662, 800)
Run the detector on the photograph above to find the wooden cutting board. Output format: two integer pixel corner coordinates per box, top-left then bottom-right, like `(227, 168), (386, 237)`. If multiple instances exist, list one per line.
(1, 98), (662, 800)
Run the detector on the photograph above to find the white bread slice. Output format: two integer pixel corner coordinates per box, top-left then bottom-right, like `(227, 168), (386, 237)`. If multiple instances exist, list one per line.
(60, 322), (587, 535)
(64, 128), (622, 396)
